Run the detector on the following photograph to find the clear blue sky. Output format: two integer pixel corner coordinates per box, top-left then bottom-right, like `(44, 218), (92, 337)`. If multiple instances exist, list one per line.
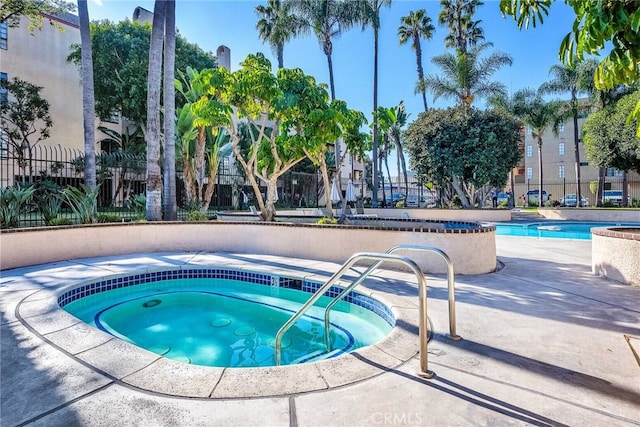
(87, 0), (580, 124)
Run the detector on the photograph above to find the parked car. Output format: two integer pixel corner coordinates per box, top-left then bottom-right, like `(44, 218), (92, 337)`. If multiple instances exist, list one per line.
(560, 194), (589, 207)
(521, 190), (550, 205)
(603, 190), (630, 206)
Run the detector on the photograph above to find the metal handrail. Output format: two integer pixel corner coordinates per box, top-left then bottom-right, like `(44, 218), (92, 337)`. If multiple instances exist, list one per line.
(323, 244), (460, 344)
(274, 252), (434, 378)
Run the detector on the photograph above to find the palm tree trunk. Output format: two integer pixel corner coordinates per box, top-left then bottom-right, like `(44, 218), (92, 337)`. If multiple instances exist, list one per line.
(277, 42), (284, 69)
(163, 0), (177, 220)
(326, 52), (336, 101)
(414, 35), (428, 112)
(372, 25), (379, 208)
(145, 0), (165, 221)
(537, 138), (544, 208)
(78, 0), (96, 190)
(572, 110), (582, 207)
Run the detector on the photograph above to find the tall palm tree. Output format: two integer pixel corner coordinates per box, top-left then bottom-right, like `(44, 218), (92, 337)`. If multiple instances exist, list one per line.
(513, 87), (563, 207)
(438, 0), (484, 53)
(375, 102), (409, 199)
(421, 42), (512, 111)
(291, 0), (372, 101)
(145, 0), (165, 221)
(162, 0), (177, 220)
(255, 0), (299, 69)
(368, 0), (391, 208)
(77, 0), (96, 190)
(541, 60), (597, 207)
(398, 9), (435, 112)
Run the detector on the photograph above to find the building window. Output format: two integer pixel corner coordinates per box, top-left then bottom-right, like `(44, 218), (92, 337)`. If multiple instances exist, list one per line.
(526, 126), (532, 135)
(526, 167), (533, 179)
(0, 72), (7, 105)
(0, 128), (8, 158)
(559, 165), (565, 178)
(558, 142), (565, 156)
(605, 168), (624, 177)
(0, 22), (7, 50)
(526, 145), (533, 157)
(558, 121), (565, 132)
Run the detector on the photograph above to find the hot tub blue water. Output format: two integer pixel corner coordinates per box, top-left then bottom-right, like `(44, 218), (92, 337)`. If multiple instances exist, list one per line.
(59, 269), (393, 367)
(495, 221), (640, 239)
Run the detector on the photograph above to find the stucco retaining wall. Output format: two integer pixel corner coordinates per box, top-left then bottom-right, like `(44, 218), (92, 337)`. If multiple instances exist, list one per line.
(592, 227), (640, 287)
(540, 208), (640, 222)
(281, 208), (511, 222)
(0, 222), (496, 274)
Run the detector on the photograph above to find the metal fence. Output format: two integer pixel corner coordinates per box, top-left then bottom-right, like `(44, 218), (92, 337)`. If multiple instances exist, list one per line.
(0, 144), (321, 227)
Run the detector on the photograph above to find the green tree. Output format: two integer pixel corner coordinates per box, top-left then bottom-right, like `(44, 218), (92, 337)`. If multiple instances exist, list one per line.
(404, 107), (522, 208)
(540, 60), (596, 207)
(67, 19), (215, 129)
(145, 0), (165, 221)
(421, 42), (512, 110)
(0, 0), (75, 32)
(255, 0), (301, 69)
(375, 101), (409, 199)
(583, 91), (640, 178)
(291, 0), (373, 101)
(438, 0), (484, 53)
(0, 77), (52, 182)
(398, 9), (435, 112)
(78, 0), (96, 191)
(500, 0), (640, 134)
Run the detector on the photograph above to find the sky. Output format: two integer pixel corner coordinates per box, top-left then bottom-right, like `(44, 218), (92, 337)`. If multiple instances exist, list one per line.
(86, 0), (581, 125)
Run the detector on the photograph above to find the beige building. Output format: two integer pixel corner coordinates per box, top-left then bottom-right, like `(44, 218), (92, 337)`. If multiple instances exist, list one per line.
(514, 107), (640, 206)
(1, 12), (85, 154)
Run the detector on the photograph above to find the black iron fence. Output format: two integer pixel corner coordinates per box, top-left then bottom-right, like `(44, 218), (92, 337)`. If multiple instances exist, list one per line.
(0, 144), (320, 227)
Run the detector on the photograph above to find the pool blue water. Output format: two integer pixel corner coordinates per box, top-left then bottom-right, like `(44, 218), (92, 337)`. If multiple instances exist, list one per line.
(495, 221), (640, 239)
(64, 278), (392, 367)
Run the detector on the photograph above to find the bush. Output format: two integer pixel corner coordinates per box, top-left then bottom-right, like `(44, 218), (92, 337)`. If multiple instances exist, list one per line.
(317, 217), (337, 225)
(63, 184), (101, 224)
(97, 214), (123, 223)
(631, 199), (640, 208)
(545, 200), (561, 207)
(602, 199), (616, 208)
(0, 185), (36, 229)
(395, 200), (405, 208)
(47, 217), (73, 226)
(187, 210), (209, 221)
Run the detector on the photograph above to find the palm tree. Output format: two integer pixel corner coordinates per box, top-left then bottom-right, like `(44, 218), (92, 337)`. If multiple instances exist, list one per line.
(368, 0), (391, 208)
(162, 0), (177, 220)
(438, 0), (484, 53)
(145, 0), (165, 221)
(375, 102), (410, 199)
(513, 88), (563, 208)
(421, 42), (512, 111)
(398, 9), (435, 112)
(255, 0), (299, 69)
(77, 0), (96, 190)
(541, 60), (597, 207)
(291, 0), (372, 101)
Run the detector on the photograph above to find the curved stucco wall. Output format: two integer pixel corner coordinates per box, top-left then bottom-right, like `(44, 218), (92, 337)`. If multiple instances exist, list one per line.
(0, 222), (496, 274)
(592, 227), (640, 287)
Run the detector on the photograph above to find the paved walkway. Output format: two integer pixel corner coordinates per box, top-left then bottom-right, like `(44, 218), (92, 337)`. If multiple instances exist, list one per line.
(1, 236), (639, 426)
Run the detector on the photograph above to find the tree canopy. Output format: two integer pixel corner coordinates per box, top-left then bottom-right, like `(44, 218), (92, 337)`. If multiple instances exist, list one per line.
(404, 106), (522, 208)
(67, 19), (215, 127)
(582, 90), (640, 174)
(0, 0), (75, 32)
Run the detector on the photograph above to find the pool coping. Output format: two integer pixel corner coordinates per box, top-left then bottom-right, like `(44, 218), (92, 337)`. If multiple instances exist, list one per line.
(14, 256), (423, 399)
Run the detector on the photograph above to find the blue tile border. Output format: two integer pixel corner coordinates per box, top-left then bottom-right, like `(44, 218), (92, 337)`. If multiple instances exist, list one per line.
(57, 268), (395, 327)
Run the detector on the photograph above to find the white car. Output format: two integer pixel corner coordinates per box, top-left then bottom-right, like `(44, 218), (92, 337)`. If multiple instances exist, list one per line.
(560, 194), (589, 207)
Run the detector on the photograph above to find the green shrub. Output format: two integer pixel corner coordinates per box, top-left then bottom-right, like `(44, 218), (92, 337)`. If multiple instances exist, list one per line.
(47, 217), (73, 226)
(631, 198), (640, 208)
(602, 199), (616, 208)
(317, 217), (338, 225)
(395, 200), (405, 208)
(63, 184), (101, 224)
(546, 200), (561, 207)
(0, 185), (36, 229)
(97, 214), (123, 223)
(187, 210), (209, 221)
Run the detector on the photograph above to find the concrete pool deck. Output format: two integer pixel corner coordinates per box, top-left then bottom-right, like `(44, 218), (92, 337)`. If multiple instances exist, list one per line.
(1, 236), (640, 426)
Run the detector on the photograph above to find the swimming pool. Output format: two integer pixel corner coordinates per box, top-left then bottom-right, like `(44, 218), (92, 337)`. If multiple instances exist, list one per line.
(495, 221), (640, 239)
(59, 268), (394, 368)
